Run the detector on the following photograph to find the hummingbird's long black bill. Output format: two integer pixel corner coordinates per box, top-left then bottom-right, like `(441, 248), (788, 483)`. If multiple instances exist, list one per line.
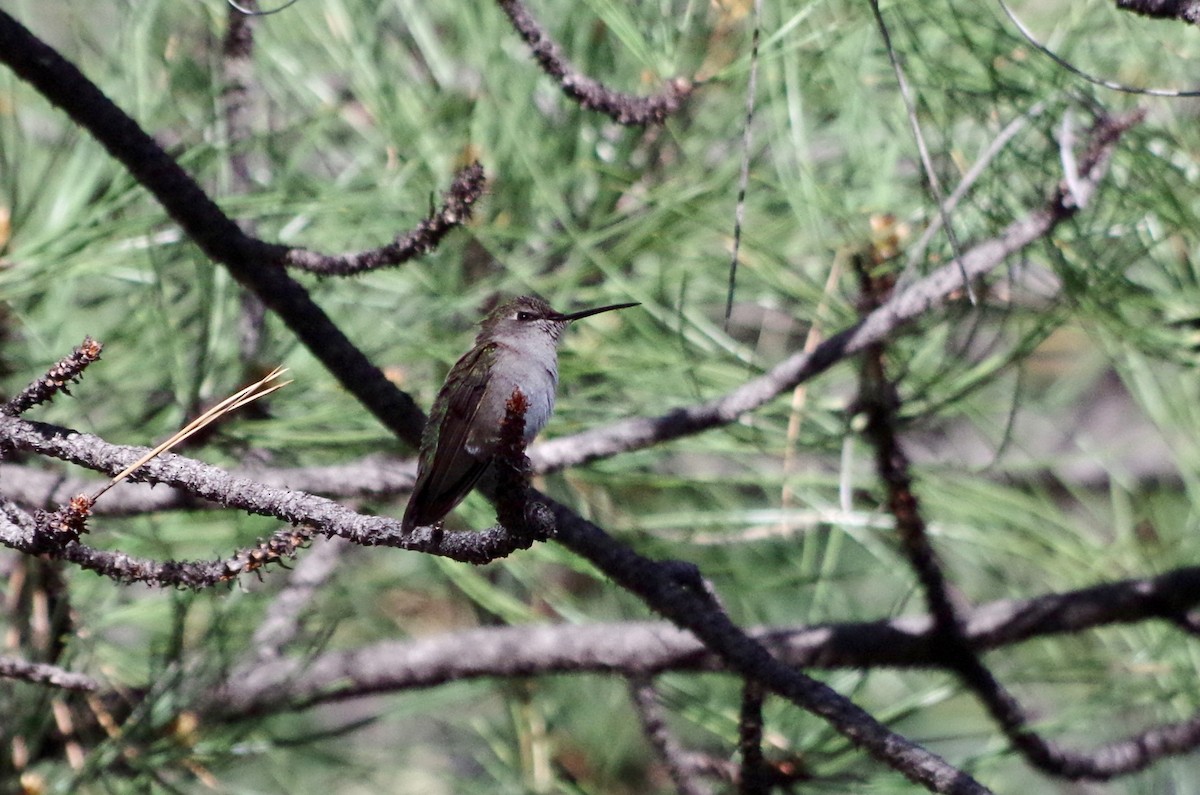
(554, 302), (640, 322)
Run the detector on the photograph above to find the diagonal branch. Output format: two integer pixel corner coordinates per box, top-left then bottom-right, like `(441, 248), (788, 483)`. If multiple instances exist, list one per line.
(543, 496), (991, 795)
(0, 10), (447, 446)
(531, 111), (1142, 473)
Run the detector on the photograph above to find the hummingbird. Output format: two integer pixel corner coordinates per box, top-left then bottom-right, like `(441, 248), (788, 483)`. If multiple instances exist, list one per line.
(401, 295), (639, 532)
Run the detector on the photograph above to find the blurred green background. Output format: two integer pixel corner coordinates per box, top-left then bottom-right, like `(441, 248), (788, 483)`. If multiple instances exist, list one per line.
(4, 0), (1200, 791)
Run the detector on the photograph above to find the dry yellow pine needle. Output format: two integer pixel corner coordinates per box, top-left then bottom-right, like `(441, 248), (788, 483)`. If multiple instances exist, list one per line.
(91, 367), (292, 502)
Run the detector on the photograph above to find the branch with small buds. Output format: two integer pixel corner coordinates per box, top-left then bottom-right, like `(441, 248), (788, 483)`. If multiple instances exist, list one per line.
(3, 337), (102, 417)
(280, 163), (487, 275)
(494, 0), (691, 125)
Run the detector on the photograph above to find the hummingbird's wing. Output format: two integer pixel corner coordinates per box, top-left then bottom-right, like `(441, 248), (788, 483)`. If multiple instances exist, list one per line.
(402, 342), (496, 531)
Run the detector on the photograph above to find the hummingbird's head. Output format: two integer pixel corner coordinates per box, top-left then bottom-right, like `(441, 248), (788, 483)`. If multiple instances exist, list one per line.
(478, 295), (639, 346)
(479, 295), (568, 345)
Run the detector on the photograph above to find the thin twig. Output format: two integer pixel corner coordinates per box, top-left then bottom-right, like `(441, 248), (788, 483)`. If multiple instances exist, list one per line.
(868, 0), (975, 304)
(723, 0), (763, 328)
(630, 677), (714, 795)
(280, 163), (487, 275)
(3, 337), (103, 417)
(493, 0), (691, 125)
(91, 367), (291, 502)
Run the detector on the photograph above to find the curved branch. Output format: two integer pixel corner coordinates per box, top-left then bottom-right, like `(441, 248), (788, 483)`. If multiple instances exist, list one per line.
(280, 163), (486, 275)
(495, 0), (691, 125)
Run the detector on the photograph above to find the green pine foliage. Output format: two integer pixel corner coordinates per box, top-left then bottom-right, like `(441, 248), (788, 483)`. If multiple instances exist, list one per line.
(4, 0), (1200, 791)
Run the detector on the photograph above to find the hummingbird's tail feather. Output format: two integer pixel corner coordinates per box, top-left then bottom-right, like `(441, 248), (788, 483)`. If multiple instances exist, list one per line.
(401, 457), (490, 532)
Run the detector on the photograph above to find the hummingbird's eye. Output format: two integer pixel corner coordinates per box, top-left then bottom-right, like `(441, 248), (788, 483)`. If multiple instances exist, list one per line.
(515, 311), (535, 321)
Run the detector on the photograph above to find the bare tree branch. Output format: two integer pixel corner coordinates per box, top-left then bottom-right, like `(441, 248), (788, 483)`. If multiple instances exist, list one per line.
(0, 9), (435, 445)
(0, 656), (99, 693)
(0, 456), (415, 515)
(0, 497), (315, 587)
(3, 338), (103, 417)
(0, 415), (525, 565)
(1115, 0), (1200, 24)
(531, 111), (1142, 473)
(280, 163), (487, 275)
(630, 677), (714, 795)
(494, 0), (691, 125)
(208, 565), (1200, 716)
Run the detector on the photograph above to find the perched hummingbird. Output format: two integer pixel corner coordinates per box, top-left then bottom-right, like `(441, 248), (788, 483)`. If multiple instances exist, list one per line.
(401, 295), (639, 532)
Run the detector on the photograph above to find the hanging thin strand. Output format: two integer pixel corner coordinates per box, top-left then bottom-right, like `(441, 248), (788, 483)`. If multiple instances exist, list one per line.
(997, 0), (1200, 97)
(867, 0), (976, 304)
(227, 0), (305, 17)
(724, 0), (764, 330)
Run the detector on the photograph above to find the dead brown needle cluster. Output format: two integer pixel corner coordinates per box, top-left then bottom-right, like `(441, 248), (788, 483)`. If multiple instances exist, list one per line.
(89, 367), (292, 504)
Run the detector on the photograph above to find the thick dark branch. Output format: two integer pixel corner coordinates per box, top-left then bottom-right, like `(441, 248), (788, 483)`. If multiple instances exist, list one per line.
(281, 163), (486, 275)
(543, 497), (990, 795)
(531, 111), (1142, 473)
(1115, 0), (1200, 24)
(209, 566), (1200, 712)
(494, 0), (691, 125)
